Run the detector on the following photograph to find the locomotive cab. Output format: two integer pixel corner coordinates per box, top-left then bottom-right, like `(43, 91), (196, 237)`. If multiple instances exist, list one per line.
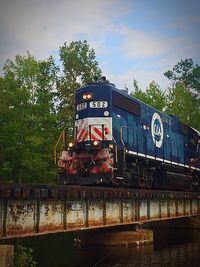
(55, 80), (116, 185)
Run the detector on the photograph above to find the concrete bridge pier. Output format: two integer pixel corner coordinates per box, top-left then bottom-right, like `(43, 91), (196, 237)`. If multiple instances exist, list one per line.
(0, 245), (14, 267)
(75, 228), (153, 247)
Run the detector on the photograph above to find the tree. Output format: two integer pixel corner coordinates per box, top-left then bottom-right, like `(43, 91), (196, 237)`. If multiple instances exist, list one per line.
(130, 79), (166, 112)
(0, 41), (103, 183)
(166, 83), (200, 130)
(58, 40), (102, 129)
(164, 58), (200, 96)
(164, 59), (200, 130)
(0, 53), (59, 183)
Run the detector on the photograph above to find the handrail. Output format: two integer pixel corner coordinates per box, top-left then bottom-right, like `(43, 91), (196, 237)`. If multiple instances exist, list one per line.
(120, 126), (133, 147)
(54, 124), (119, 165)
(86, 123), (119, 163)
(54, 128), (67, 164)
(110, 128), (118, 163)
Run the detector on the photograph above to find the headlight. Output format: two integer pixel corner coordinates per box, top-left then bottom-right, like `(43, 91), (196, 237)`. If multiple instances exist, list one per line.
(93, 140), (99, 146)
(68, 142), (74, 148)
(82, 93), (93, 100)
(86, 93), (92, 99)
(109, 144), (113, 149)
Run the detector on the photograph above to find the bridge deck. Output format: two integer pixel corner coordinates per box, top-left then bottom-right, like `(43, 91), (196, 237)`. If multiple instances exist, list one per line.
(0, 184), (200, 239)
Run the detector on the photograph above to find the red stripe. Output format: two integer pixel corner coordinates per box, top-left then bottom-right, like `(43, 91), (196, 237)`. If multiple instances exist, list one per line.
(104, 127), (110, 134)
(82, 131), (89, 141)
(93, 127), (103, 138)
(77, 129), (85, 142)
(90, 133), (98, 141)
(76, 120), (84, 139)
(93, 127), (108, 140)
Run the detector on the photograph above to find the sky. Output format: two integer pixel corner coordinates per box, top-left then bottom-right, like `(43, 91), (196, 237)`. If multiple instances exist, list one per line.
(0, 0), (200, 91)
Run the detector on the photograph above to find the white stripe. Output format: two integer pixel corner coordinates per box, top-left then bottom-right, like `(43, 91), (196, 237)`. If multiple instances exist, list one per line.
(125, 150), (200, 171)
(116, 176), (124, 180)
(91, 128), (102, 140)
(146, 155), (155, 159)
(138, 153), (145, 157)
(156, 157), (163, 161)
(77, 120), (86, 140)
(126, 150), (137, 155)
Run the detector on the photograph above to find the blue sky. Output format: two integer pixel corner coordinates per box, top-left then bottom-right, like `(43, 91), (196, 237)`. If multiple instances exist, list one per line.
(0, 0), (200, 91)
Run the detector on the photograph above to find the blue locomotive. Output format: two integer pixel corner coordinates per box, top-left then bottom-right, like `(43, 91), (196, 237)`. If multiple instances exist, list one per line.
(55, 78), (200, 191)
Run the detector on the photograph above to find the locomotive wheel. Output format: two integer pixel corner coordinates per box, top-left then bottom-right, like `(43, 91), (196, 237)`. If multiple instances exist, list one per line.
(137, 167), (153, 189)
(137, 167), (146, 188)
(146, 173), (153, 189)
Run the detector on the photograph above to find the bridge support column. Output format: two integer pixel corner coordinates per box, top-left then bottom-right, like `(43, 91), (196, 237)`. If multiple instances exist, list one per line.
(0, 245), (14, 267)
(77, 229), (153, 247)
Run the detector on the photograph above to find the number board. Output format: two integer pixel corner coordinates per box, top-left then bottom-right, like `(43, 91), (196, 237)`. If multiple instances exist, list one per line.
(76, 102), (87, 111)
(89, 101), (108, 108)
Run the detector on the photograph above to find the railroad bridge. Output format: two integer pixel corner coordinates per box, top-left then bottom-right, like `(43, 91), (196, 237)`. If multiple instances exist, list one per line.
(0, 184), (200, 239)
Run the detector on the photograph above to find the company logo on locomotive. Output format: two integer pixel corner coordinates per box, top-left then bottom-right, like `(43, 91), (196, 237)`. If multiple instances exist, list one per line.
(151, 112), (163, 148)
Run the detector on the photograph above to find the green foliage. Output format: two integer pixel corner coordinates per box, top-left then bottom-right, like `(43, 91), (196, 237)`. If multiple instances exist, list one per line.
(14, 245), (37, 267)
(130, 79), (167, 112)
(58, 40), (102, 128)
(0, 41), (102, 183)
(166, 83), (200, 129)
(0, 53), (59, 183)
(164, 59), (200, 131)
(164, 58), (200, 95)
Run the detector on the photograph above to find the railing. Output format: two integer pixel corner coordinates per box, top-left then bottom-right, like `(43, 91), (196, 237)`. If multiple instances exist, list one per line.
(54, 125), (119, 165)
(88, 123), (119, 164)
(54, 128), (67, 164)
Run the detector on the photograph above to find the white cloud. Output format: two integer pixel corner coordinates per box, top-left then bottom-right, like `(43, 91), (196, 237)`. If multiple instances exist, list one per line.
(0, 0), (199, 91)
(0, 0), (129, 66)
(117, 26), (168, 59)
(103, 68), (170, 92)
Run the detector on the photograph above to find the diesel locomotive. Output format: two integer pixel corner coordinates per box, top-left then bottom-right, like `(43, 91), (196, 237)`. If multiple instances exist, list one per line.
(55, 78), (200, 191)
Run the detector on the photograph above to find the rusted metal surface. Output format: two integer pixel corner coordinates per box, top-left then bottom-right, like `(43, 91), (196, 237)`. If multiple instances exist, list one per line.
(139, 200), (148, 221)
(106, 200), (121, 225)
(88, 200), (103, 227)
(39, 201), (63, 232)
(66, 201), (86, 229)
(192, 200), (198, 214)
(185, 200), (191, 215)
(6, 200), (36, 236)
(122, 200), (133, 223)
(150, 200), (160, 219)
(0, 184), (200, 239)
(169, 200), (176, 217)
(160, 200), (168, 219)
(177, 200), (184, 216)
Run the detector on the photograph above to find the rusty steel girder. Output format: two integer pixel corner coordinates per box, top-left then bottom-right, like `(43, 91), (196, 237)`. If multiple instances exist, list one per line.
(0, 184), (200, 239)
